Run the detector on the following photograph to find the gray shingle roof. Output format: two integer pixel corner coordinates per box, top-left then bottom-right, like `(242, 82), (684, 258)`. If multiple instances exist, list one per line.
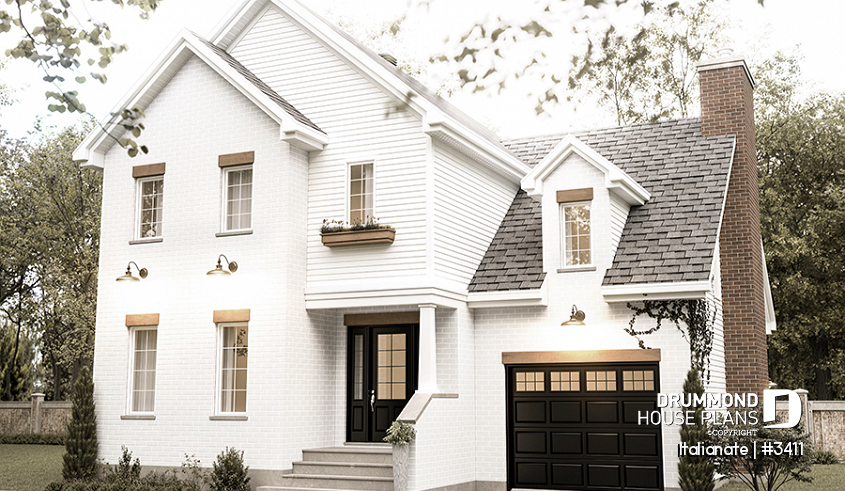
(469, 190), (545, 292)
(201, 38), (324, 134)
(470, 118), (735, 292)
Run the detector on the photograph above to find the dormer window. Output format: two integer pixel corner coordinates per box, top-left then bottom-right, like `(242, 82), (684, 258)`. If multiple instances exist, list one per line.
(558, 188), (593, 268)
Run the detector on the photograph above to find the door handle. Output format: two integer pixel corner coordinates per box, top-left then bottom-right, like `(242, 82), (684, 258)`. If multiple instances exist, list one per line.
(370, 389), (375, 412)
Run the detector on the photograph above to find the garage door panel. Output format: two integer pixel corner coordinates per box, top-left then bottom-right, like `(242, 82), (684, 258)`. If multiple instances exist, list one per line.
(552, 464), (583, 486)
(516, 432), (547, 454)
(550, 401), (582, 423)
(588, 465), (621, 487)
(625, 433), (659, 456)
(551, 432), (582, 454)
(586, 401), (619, 423)
(515, 401), (546, 423)
(625, 465), (661, 489)
(508, 363), (662, 491)
(587, 432), (620, 455)
(516, 462), (547, 485)
(624, 401), (657, 424)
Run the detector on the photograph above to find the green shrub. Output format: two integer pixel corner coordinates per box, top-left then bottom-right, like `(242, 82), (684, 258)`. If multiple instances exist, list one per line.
(63, 367), (98, 480)
(0, 433), (66, 445)
(711, 418), (813, 491)
(677, 369), (714, 491)
(210, 447), (250, 491)
(383, 421), (416, 445)
(105, 446), (142, 485)
(813, 449), (840, 465)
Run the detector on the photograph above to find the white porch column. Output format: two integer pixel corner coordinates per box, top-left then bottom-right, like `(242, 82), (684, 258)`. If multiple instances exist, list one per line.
(418, 304), (438, 392)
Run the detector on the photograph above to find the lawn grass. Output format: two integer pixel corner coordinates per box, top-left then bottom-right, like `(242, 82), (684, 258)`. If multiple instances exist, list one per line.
(0, 444), (64, 491)
(717, 464), (845, 491)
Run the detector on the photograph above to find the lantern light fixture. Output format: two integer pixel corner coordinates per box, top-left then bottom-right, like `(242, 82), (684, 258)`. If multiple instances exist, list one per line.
(561, 305), (586, 326)
(116, 261), (148, 282)
(207, 254), (238, 276)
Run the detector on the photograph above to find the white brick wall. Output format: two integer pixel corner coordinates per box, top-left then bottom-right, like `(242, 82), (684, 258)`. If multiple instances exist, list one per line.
(94, 54), (339, 471)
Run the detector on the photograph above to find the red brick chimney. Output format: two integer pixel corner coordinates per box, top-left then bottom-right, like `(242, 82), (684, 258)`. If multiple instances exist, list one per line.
(697, 55), (768, 395)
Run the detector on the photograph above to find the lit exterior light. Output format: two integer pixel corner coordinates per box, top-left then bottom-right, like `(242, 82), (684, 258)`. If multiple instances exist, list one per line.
(561, 305), (586, 326)
(207, 254), (238, 276)
(116, 261), (148, 282)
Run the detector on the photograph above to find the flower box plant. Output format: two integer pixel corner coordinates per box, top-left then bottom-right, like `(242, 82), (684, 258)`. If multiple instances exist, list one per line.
(320, 217), (395, 247)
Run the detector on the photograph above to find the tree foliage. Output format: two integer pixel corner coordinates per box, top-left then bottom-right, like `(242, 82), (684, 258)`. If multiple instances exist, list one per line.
(63, 365), (98, 481)
(0, 124), (101, 401)
(445, 0), (749, 118)
(678, 369), (714, 491)
(758, 53), (845, 400)
(1, 0), (160, 155)
(569, 0), (725, 124)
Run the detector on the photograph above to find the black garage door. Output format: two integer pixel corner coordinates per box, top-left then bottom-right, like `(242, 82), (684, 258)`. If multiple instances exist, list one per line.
(507, 362), (663, 491)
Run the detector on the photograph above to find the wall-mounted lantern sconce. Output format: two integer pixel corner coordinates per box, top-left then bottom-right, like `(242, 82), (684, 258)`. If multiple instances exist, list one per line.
(116, 261), (148, 282)
(561, 305), (586, 326)
(207, 254), (238, 276)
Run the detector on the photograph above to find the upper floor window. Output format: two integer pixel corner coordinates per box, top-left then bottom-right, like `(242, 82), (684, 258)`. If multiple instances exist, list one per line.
(557, 188), (594, 268)
(223, 166), (253, 232)
(349, 162), (373, 224)
(136, 176), (164, 239)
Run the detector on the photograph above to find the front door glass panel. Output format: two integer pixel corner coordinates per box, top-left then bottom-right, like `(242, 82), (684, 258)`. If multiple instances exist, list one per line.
(347, 325), (418, 442)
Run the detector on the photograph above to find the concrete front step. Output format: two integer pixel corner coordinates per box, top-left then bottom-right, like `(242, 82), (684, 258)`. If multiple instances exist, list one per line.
(293, 461), (394, 478)
(302, 446), (393, 465)
(274, 474), (394, 491)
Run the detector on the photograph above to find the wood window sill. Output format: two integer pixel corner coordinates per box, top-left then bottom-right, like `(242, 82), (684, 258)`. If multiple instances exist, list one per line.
(121, 415), (156, 420)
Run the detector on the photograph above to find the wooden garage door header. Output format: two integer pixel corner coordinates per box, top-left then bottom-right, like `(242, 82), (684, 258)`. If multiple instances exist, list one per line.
(502, 349), (661, 365)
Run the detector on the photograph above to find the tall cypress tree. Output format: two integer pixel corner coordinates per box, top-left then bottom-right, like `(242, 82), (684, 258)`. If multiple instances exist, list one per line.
(678, 368), (714, 491)
(63, 366), (98, 480)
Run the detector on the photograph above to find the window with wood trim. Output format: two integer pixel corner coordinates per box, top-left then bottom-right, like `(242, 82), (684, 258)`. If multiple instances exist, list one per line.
(560, 202), (591, 267)
(223, 166), (252, 231)
(349, 162), (373, 224)
(129, 327), (157, 413)
(218, 323), (248, 413)
(136, 176), (163, 239)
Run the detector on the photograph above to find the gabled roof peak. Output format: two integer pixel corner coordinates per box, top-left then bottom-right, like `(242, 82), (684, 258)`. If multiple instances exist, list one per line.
(73, 28), (327, 168)
(520, 134), (651, 206)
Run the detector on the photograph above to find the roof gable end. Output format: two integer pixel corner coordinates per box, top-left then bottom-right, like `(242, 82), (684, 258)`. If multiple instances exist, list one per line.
(209, 0), (530, 182)
(73, 29), (327, 168)
(520, 134), (651, 206)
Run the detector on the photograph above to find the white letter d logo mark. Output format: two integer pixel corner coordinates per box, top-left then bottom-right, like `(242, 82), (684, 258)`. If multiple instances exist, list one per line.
(763, 390), (802, 428)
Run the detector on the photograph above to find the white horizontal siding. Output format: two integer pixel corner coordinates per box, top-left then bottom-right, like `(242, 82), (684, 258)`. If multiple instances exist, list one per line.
(609, 193), (630, 258)
(433, 141), (517, 286)
(230, 6), (431, 284)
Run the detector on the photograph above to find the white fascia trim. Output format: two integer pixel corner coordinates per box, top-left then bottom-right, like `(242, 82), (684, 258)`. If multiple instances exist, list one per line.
(305, 287), (466, 310)
(424, 113), (529, 181)
(73, 29), (326, 167)
(521, 134), (650, 206)
(211, 0), (526, 179)
(602, 281), (710, 303)
(72, 32), (194, 167)
(467, 282), (548, 309)
(762, 240), (777, 334)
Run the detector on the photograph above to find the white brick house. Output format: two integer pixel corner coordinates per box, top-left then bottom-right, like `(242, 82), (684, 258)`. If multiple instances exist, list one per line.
(74, 1), (776, 490)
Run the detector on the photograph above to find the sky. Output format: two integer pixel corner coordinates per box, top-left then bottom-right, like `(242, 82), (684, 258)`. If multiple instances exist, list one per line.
(1, 0), (844, 140)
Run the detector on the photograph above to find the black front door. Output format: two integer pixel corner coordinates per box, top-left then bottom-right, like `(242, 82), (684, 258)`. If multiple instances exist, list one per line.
(347, 325), (418, 442)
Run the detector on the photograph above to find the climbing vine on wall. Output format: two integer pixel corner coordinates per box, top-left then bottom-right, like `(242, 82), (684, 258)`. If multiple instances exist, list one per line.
(626, 300), (715, 381)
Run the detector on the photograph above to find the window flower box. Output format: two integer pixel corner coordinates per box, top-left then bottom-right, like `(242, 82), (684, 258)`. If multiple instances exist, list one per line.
(321, 228), (395, 247)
